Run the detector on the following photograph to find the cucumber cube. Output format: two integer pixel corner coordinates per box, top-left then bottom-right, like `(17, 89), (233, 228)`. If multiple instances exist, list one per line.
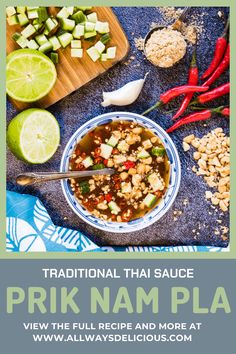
(94, 40), (105, 54)
(143, 194), (157, 208)
(6, 7), (16, 17)
(60, 18), (75, 31)
(45, 17), (58, 32)
(101, 53), (108, 61)
(100, 143), (113, 159)
(71, 40), (81, 48)
(27, 39), (39, 50)
(107, 47), (117, 59)
(17, 13), (29, 26)
(72, 24), (84, 38)
(101, 33), (111, 44)
(71, 48), (83, 58)
(85, 21), (95, 32)
(76, 7), (92, 11)
(38, 41), (53, 53)
(82, 156), (93, 168)
(27, 9), (39, 19)
(66, 7), (74, 15)
(108, 201), (121, 215)
(16, 7), (26, 14)
(95, 21), (110, 34)
(37, 7), (49, 22)
(7, 15), (19, 26)
(35, 34), (48, 46)
(107, 135), (119, 147)
(21, 24), (36, 39)
(49, 36), (61, 51)
(50, 52), (59, 64)
(137, 149), (150, 159)
(56, 7), (70, 19)
(71, 10), (86, 24)
(58, 32), (73, 48)
(86, 12), (98, 23)
(84, 30), (97, 39)
(12, 33), (28, 48)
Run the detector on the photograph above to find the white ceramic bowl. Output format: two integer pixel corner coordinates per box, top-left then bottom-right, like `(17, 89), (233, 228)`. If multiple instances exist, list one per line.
(60, 112), (181, 233)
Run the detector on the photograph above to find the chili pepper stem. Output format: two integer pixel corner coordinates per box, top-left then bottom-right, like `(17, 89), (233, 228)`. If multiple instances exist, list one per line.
(142, 101), (162, 115)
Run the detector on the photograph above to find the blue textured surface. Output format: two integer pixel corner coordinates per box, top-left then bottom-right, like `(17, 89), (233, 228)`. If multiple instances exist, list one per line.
(7, 7), (229, 247)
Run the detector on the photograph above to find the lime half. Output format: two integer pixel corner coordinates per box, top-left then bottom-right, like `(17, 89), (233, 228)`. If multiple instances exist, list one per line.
(7, 109), (60, 164)
(6, 49), (57, 102)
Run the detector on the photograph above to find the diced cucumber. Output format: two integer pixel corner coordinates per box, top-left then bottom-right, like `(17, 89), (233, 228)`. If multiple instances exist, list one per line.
(38, 41), (53, 53)
(84, 30), (97, 39)
(82, 156), (93, 168)
(35, 34), (48, 46)
(121, 182), (132, 193)
(85, 21), (95, 32)
(137, 149), (150, 159)
(56, 7), (70, 19)
(87, 12), (98, 23)
(66, 7), (74, 15)
(6, 7), (16, 17)
(92, 163), (105, 170)
(76, 7), (92, 11)
(17, 13), (29, 26)
(100, 143), (113, 159)
(107, 135), (119, 147)
(27, 9), (39, 19)
(108, 201), (121, 215)
(71, 40), (81, 48)
(12, 33), (29, 48)
(16, 7), (26, 14)
(148, 173), (163, 192)
(94, 40), (105, 54)
(151, 147), (166, 157)
(71, 48), (83, 58)
(71, 10), (86, 24)
(143, 193), (157, 208)
(60, 18), (75, 31)
(50, 52), (59, 64)
(49, 36), (61, 50)
(95, 21), (110, 34)
(27, 7), (39, 10)
(45, 17), (58, 33)
(79, 181), (90, 195)
(58, 32), (73, 48)
(107, 46), (117, 59)
(37, 7), (49, 23)
(101, 33), (111, 44)
(72, 24), (84, 38)
(21, 24), (36, 38)
(101, 53), (108, 61)
(27, 39), (39, 50)
(7, 15), (19, 26)
(43, 28), (49, 36)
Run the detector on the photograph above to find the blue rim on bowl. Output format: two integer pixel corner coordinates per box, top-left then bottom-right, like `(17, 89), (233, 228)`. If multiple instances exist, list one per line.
(60, 112), (181, 233)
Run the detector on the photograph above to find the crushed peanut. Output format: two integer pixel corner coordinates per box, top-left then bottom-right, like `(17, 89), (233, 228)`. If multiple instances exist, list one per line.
(183, 128), (230, 212)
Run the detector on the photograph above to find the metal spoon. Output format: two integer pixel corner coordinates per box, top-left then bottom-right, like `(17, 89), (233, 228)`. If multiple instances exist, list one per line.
(144, 7), (191, 65)
(16, 169), (115, 186)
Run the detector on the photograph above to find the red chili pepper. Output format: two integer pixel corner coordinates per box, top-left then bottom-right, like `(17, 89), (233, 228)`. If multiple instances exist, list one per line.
(192, 82), (230, 105)
(167, 106), (227, 133)
(105, 193), (113, 202)
(103, 159), (108, 166)
(123, 160), (135, 170)
(222, 107), (230, 116)
(201, 19), (229, 79)
(202, 44), (230, 87)
(173, 49), (198, 120)
(142, 85), (209, 115)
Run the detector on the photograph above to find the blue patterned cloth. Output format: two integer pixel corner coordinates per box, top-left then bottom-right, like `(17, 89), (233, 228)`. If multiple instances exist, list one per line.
(6, 191), (229, 253)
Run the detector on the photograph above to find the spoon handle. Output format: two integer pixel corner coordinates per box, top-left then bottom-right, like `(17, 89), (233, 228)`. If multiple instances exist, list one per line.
(172, 7), (191, 30)
(16, 169), (114, 186)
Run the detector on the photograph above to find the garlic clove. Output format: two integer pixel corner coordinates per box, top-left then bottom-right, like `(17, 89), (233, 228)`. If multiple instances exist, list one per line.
(101, 73), (149, 107)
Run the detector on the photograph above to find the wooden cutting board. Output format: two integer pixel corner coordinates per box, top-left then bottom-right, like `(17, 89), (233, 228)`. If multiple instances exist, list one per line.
(6, 7), (129, 110)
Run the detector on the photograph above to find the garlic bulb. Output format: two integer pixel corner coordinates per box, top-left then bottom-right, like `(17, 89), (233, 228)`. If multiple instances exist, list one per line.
(101, 73), (149, 107)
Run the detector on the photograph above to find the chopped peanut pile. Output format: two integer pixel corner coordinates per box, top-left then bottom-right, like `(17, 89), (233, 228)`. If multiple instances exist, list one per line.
(183, 128), (230, 212)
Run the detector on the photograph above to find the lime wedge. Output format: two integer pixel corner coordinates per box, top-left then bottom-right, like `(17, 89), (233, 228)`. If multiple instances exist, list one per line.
(6, 49), (57, 102)
(7, 108), (60, 164)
